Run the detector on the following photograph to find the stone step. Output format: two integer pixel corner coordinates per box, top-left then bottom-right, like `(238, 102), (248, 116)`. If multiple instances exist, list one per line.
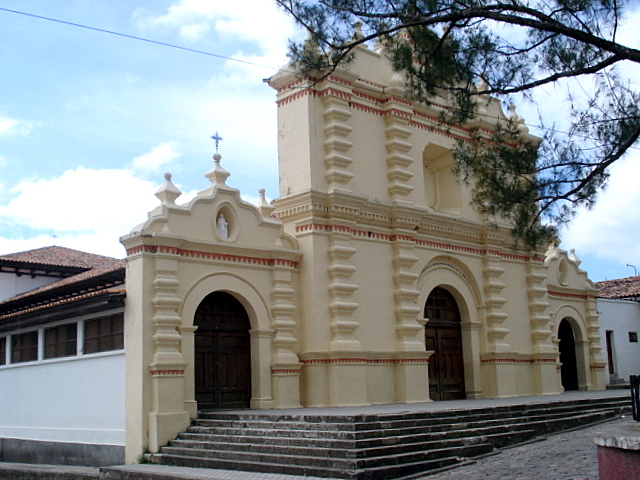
(158, 442), (473, 468)
(193, 399), (630, 432)
(148, 452), (463, 480)
(166, 430), (511, 460)
(147, 395), (631, 480)
(187, 406), (622, 441)
(195, 396), (629, 424)
(174, 423), (536, 451)
(150, 442), (480, 480)
(100, 464), (329, 480)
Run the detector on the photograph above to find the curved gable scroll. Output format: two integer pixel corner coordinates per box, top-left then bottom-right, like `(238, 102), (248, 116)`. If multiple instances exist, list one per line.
(122, 158), (298, 253)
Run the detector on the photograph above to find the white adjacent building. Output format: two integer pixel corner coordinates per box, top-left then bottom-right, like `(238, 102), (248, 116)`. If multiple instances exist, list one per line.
(596, 276), (640, 386)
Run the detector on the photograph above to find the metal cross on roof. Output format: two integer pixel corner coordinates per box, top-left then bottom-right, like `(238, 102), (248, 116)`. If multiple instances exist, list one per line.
(211, 132), (223, 153)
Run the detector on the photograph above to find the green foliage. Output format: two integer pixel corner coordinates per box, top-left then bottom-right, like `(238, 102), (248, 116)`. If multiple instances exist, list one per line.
(276, 0), (640, 250)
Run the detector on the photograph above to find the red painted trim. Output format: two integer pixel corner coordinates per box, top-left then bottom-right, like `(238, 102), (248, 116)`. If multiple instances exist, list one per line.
(126, 245), (299, 269)
(481, 357), (557, 365)
(548, 291), (594, 300)
(294, 223), (542, 263)
(271, 369), (301, 375)
(150, 369), (185, 376)
(302, 357), (429, 366)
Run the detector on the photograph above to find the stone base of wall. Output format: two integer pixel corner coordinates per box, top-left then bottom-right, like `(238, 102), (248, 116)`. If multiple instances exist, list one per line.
(0, 437), (124, 467)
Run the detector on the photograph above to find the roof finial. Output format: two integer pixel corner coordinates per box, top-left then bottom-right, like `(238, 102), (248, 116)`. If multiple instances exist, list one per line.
(257, 188), (276, 218)
(211, 131), (223, 153)
(155, 172), (182, 205)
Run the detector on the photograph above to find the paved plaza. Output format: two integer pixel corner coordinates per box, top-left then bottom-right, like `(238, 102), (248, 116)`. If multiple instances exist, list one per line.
(420, 417), (630, 480)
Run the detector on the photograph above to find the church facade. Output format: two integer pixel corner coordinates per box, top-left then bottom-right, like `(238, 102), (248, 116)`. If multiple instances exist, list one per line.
(120, 46), (605, 462)
(0, 45), (606, 466)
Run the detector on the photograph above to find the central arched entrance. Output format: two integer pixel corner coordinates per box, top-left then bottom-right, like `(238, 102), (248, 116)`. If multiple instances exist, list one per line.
(558, 318), (579, 391)
(194, 291), (252, 409)
(425, 287), (465, 401)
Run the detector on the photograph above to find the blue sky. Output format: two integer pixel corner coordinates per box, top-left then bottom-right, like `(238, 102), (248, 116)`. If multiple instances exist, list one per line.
(0, 1), (639, 282)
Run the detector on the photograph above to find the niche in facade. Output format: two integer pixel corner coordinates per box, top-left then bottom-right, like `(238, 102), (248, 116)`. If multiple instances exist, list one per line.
(215, 204), (238, 241)
(423, 144), (462, 215)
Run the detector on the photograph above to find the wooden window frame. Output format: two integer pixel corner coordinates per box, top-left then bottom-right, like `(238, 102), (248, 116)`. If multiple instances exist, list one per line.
(11, 331), (39, 363)
(44, 323), (78, 359)
(83, 314), (124, 354)
(0, 337), (6, 366)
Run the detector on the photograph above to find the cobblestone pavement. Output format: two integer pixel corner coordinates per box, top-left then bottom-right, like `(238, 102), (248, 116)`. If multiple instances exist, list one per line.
(419, 417), (630, 480)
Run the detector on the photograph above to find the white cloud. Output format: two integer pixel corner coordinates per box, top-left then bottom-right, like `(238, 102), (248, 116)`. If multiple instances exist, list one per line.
(561, 153), (640, 268)
(0, 113), (34, 136)
(0, 167), (273, 260)
(131, 141), (182, 173)
(133, 0), (297, 61)
(0, 166), (159, 237)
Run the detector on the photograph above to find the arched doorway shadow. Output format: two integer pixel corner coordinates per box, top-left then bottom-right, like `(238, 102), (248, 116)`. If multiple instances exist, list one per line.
(194, 291), (252, 409)
(425, 287), (465, 401)
(558, 318), (579, 391)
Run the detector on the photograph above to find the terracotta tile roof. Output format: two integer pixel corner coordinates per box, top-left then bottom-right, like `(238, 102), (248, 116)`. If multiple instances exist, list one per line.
(0, 246), (126, 317)
(595, 276), (640, 299)
(0, 245), (120, 270)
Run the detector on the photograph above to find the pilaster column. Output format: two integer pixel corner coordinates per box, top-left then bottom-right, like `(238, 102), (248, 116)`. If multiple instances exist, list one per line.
(322, 83), (354, 191)
(585, 294), (606, 389)
(179, 325), (197, 418)
(270, 262), (301, 408)
(526, 259), (558, 394)
(391, 230), (429, 403)
(383, 96), (414, 202)
(481, 250), (515, 397)
(251, 329), (275, 409)
(327, 224), (367, 405)
(328, 229), (360, 351)
(482, 252), (511, 352)
(148, 255), (189, 452)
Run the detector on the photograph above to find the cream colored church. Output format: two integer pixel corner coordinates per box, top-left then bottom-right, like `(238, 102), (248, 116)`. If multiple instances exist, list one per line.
(0, 43), (605, 465)
(120, 45), (605, 460)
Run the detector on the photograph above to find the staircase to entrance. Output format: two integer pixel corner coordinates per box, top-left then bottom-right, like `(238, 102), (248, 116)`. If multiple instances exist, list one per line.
(130, 392), (631, 480)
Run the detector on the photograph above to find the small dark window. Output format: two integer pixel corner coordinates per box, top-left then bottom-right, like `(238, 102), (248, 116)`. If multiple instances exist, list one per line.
(84, 314), (124, 354)
(44, 324), (77, 359)
(0, 337), (6, 366)
(629, 332), (638, 343)
(11, 331), (38, 363)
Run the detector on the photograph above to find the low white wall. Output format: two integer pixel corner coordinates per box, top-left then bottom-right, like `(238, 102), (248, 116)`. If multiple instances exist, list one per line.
(0, 351), (125, 445)
(598, 298), (640, 383)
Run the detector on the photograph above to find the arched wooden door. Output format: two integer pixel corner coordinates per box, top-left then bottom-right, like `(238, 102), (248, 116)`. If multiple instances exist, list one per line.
(194, 291), (251, 409)
(558, 318), (579, 391)
(425, 287), (465, 401)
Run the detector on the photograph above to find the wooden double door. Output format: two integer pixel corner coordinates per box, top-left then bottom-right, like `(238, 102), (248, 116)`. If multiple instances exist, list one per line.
(425, 287), (466, 401)
(194, 292), (252, 410)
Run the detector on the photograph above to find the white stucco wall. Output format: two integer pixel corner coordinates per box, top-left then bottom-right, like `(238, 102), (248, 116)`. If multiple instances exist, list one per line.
(0, 351), (125, 445)
(598, 298), (640, 383)
(0, 271), (60, 302)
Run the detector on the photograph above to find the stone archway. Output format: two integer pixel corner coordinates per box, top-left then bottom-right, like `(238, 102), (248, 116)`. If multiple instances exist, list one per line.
(425, 286), (466, 401)
(558, 318), (579, 391)
(194, 291), (252, 409)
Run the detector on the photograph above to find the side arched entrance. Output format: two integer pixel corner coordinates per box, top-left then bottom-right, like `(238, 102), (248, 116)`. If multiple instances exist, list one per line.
(194, 291), (252, 409)
(425, 287), (466, 401)
(558, 318), (579, 391)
